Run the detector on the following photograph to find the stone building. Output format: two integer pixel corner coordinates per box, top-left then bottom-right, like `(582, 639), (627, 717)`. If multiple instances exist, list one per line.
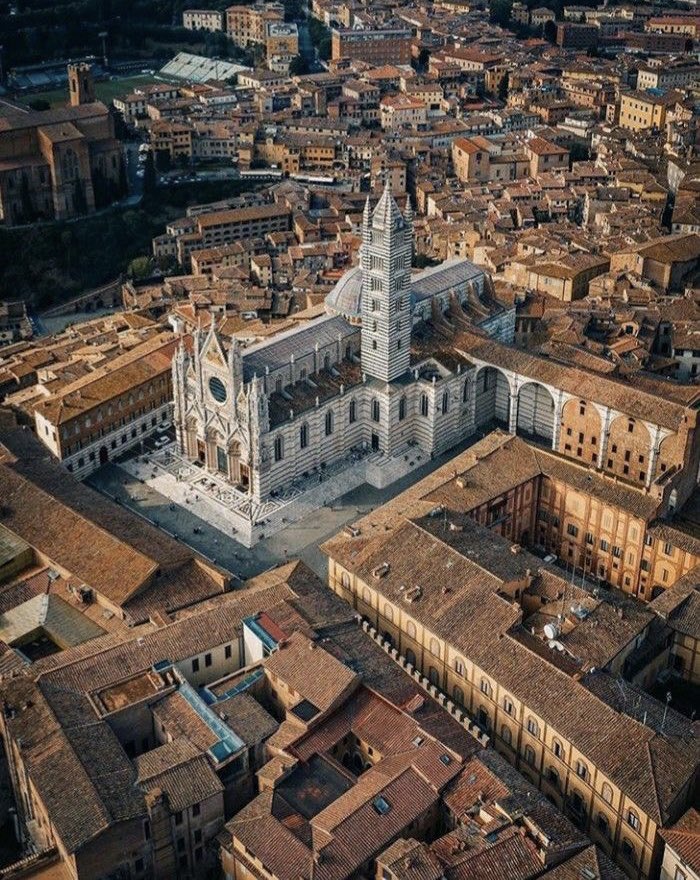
(172, 185), (501, 508)
(0, 66), (124, 224)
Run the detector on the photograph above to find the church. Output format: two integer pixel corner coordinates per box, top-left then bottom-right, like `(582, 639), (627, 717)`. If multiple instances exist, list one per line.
(172, 184), (515, 506)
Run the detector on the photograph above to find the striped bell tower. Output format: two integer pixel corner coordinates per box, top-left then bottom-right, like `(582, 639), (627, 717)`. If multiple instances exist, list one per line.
(360, 181), (413, 383)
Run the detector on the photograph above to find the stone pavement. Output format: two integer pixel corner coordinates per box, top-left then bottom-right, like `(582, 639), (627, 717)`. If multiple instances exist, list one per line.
(87, 430), (490, 583)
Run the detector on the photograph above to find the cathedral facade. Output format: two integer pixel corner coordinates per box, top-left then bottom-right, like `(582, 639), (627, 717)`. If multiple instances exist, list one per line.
(172, 185), (511, 505)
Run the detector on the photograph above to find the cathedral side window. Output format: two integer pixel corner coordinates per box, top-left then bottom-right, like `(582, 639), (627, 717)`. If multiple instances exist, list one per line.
(399, 397), (406, 421)
(349, 401), (357, 423)
(442, 391), (449, 414)
(300, 423), (309, 449)
(325, 411), (334, 436)
(372, 400), (380, 423)
(274, 436), (284, 462)
(420, 394), (429, 417)
(209, 376), (227, 403)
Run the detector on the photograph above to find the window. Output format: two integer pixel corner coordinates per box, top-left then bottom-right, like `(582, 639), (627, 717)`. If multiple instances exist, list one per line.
(325, 411), (334, 436)
(372, 399), (380, 422)
(501, 725), (512, 745)
(225, 644), (232, 660)
(192, 658), (200, 673)
(383, 603), (393, 622)
(406, 621), (417, 639)
(463, 380), (469, 403)
(204, 653), (212, 668)
(144, 820), (151, 841)
(453, 685), (465, 706)
(454, 658), (465, 675)
(524, 745), (536, 766)
(349, 400), (357, 423)
(585, 532), (594, 545)
(300, 423), (309, 449)
(527, 718), (539, 737)
(420, 393), (429, 417)
(174, 811), (183, 826)
(429, 638), (441, 657)
(621, 839), (636, 865)
(134, 858), (144, 873)
(576, 761), (589, 781)
(566, 523), (578, 538)
(600, 539), (609, 552)
(627, 809), (640, 831)
(503, 697), (514, 715)
(480, 678), (492, 697)
(553, 739), (563, 759)
(399, 396), (406, 421)
(441, 391), (449, 414)
(274, 436), (283, 462)
(192, 803), (201, 818)
(601, 782), (613, 804)
(597, 812), (609, 837)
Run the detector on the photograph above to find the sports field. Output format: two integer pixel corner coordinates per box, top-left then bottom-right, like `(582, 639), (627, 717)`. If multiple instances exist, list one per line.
(25, 73), (166, 108)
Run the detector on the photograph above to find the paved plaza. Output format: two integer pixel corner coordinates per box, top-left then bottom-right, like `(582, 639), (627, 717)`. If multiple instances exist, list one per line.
(87, 431), (489, 582)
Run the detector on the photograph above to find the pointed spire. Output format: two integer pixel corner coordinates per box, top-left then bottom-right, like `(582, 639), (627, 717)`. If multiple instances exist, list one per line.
(404, 194), (413, 223)
(373, 176), (403, 230)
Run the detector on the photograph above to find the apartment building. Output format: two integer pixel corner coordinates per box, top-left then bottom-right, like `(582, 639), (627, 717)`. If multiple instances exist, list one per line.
(331, 27), (413, 65)
(182, 8), (224, 31)
(226, 2), (284, 47)
(195, 203), (292, 250)
(322, 432), (700, 880)
(380, 94), (428, 129)
(619, 90), (680, 132)
(32, 332), (177, 479)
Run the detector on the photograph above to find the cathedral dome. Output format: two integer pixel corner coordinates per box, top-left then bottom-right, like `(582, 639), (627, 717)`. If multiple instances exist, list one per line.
(324, 265), (363, 322)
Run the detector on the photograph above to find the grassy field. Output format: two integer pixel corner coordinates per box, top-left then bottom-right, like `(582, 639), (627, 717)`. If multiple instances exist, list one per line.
(24, 73), (167, 109)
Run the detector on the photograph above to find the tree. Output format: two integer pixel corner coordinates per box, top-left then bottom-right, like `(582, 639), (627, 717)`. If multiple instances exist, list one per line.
(489, 0), (512, 26)
(127, 256), (153, 279)
(417, 47), (430, 70)
(143, 150), (156, 196)
(543, 19), (557, 42)
(289, 54), (309, 76)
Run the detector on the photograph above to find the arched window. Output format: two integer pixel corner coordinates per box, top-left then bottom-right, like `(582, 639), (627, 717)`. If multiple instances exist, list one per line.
(428, 666), (439, 686)
(420, 393), (429, 417)
(349, 400), (357, 423)
(576, 760), (589, 782)
(553, 739), (563, 759)
(621, 840), (636, 866)
(372, 399), (380, 422)
(627, 809), (640, 832)
(454, 657), (465, 676)
(300, 423), (309, 449)
(480, 678), (492, 697)
(274, 436), (284, 462)
(398, 396), (407, 421)
(406, 620), (417, 639)
(325, 411), (334, 436)
(597, 812), (609, 837)
(527, 717), (539, 738)
(324, 352), (331, 371)
(275, 377), (283, 393)
(340, 572), (350, 588)
(405, 647), (416, 666)
(362, 586), (371, 605)
(524, 745), (536, 766)
(383, 603), (393, 622)
(462, 379), (469, 403)
(601, 783), (613, 805)
(503, 696), (514, 715)
(429, 638), (440, 657)
(547, 766), (559, 786)
(442, 390), (449, 414)
(453, 685), (465, 707)
(501, 725), (512, 745)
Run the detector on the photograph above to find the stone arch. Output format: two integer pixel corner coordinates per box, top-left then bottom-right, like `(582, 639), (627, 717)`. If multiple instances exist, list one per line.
(474, 366), (510, 429)
(516, 382), (555, 444)
(559, 397), (602, 462)
(606, 414), (651, 484)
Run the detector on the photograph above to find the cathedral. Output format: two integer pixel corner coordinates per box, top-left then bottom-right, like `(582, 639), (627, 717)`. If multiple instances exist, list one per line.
(172, 184), (514, 506)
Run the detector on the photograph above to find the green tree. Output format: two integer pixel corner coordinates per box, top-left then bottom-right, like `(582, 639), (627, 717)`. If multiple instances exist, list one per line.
(127, 256), (153, 279)
(289, 54), (309, 76)
(489, 0), (512, 26)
